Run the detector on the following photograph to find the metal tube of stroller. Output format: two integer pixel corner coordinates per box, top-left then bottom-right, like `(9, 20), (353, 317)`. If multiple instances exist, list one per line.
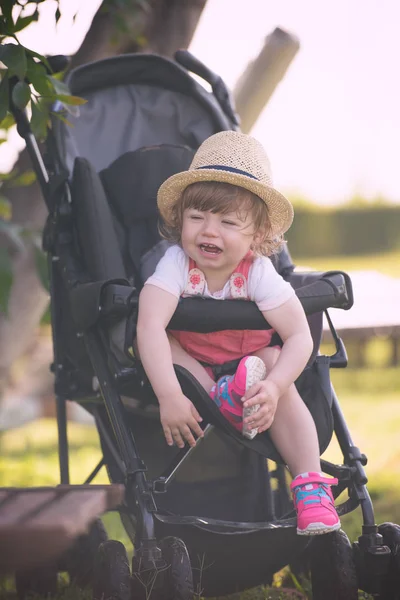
(49, 254), (70, 485)
(11, 104), (50, 205)
(84, 330), (157, 541)
(331, 387), (376, 526)
(56, 395), (70, 484)
(24, 131), (49, 192)
(160, 424), (214, 488)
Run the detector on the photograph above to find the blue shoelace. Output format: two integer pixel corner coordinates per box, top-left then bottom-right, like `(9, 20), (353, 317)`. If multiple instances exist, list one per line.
(294, 484), (331, 506)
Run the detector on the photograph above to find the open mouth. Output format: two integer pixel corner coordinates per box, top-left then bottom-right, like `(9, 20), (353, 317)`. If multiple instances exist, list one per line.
(199, 243), (222, 255)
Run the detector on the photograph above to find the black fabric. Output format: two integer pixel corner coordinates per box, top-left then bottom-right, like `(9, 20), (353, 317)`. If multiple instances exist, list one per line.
(100, 145), (194, 224)
(176, 357), (333, 462)
(69, 279), (132, 330)
(100, 145), (194, 285)
(71, 157), (127, 282)
(270, 244), (295, 279)
(66, 53), (235, 133)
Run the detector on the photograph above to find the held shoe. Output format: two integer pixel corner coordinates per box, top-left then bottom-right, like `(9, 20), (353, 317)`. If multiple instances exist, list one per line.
(210, 355), (266, 439)
(291, 472), (341, 535)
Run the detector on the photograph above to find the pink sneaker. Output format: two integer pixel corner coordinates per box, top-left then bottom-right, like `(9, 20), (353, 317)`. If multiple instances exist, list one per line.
(291, 472), (341, 535)
(210, 355), (266, 439)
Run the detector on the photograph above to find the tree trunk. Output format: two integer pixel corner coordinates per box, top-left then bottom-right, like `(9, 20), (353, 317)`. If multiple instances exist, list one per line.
(69, 0), (208, 69)
(0, 0), (208, 402)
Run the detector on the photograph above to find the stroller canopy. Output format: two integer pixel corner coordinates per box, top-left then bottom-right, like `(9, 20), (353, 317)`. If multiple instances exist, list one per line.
(53, 53), (236, 174)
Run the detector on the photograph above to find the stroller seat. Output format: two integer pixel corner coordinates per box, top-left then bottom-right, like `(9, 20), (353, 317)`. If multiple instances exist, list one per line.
(68, 140), (336, 459)
(55, 137), (351, 596)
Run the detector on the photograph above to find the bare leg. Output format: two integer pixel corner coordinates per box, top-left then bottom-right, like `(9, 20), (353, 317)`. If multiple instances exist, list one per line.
(135, 332), (217, 401)
(168, 334), (216, 393)
(253, 347), (321, 477)
(134, 334), (215, 393)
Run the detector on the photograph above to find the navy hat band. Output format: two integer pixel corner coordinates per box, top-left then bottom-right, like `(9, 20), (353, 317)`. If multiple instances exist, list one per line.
(196, 165), (259, 180)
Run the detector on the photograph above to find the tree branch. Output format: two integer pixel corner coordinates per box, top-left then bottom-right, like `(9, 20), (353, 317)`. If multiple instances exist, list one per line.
(233, 27), (300, 133)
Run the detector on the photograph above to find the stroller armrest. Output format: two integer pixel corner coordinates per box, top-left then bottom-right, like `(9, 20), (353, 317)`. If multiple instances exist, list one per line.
(168, 271), (353, 333)
(70, 280), (135, 330)
(289, 270), (353, 310)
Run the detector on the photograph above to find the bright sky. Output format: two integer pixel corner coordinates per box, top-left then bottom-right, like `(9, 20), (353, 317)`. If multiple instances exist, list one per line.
(2, 0), (400, 205)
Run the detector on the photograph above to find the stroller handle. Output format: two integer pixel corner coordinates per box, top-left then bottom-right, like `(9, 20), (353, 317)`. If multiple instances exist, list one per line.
(174, 49), (240, 126)
(175, 49), (220, 87)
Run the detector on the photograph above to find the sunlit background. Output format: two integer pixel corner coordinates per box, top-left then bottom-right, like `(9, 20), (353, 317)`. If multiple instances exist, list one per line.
(2, 0), (400, 206)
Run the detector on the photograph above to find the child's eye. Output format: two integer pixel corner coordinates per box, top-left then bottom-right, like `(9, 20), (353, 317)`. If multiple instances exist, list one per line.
(190, 214), (203, 220)
(222, 219), (237, 226)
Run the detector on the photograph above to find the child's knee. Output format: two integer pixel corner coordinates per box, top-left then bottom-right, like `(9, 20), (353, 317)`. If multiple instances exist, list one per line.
(255, 346), (281, 373)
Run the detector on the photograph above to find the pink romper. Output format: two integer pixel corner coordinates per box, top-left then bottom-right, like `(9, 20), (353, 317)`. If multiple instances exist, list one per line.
(169, 253), (275, 366)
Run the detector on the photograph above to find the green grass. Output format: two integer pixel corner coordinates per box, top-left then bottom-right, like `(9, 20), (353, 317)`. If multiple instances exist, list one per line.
(295, 248), (400, 278)
(1, 367), (399, 599)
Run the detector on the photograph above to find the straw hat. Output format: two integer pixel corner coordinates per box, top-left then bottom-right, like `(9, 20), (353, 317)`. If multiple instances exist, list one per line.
(157, 131), (294, 237)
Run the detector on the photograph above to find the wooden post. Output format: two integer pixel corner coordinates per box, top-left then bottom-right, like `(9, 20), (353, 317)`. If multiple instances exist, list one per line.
(233, 27), (300, 133)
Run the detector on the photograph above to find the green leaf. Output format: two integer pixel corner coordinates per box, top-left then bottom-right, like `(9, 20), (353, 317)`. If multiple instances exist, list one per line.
(0, 247), (13, 314)
(30, 99), (48, 140)
(27, 58), (53, 96)
(54, 94), (86, 106)
(51, 111), (72, 127)
(48, 75), (70, 96)
(13, 12), (40, 33)
(0, 113), (15, 131)
(0, 74), (9, 122)
(24, 48), (51, 72)
(0, 44), (28, 80)
(1, 0), (13, 26)
(0, 195), (11, 220)
(55, 7), (61, 23)
(0, 169), (17, 182)
(33, 244), (49, 291)
(0, 17), (7, 36)
(12, 80), (31, 109)
(9, 169), (36, 187)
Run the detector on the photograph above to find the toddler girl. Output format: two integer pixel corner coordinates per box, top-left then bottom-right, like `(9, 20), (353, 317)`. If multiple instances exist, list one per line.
(137, 131), (340, 536)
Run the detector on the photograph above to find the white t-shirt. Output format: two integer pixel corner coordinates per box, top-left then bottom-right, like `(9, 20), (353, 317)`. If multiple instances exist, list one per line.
(145, 245), (294, 312)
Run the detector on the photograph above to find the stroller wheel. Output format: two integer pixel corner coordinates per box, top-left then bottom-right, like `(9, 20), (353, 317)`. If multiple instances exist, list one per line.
(377, 522), (400, 599)
(92, 540), (131, 600)
(66, 517), (108, 588)
(161, 537), (194, 600)
(131, 536), (193, 600)
(15, 564), (58, 599)
(309, 530), (358, 600)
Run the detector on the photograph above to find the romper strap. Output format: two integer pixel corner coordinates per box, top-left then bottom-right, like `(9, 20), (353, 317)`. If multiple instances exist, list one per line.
(185, 257), (205, 295)
(229, 251), (254, 299)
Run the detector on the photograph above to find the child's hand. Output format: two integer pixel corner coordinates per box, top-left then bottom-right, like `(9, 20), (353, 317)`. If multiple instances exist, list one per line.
(159, 393), (204, 448)
(242, 379), (281, 433)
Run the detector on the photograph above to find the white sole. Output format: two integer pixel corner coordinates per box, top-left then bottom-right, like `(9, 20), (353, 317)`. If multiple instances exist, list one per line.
(297, 520), (341, 536)
(242, 356), (267, 439)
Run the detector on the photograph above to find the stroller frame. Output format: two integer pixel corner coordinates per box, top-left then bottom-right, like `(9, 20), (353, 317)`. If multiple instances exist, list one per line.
(8, 51), (398, 598)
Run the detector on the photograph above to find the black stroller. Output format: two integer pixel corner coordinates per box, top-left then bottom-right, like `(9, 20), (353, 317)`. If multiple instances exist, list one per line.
(9, 50), (400, 599)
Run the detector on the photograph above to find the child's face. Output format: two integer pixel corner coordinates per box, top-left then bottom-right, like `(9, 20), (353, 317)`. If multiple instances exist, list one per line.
(181, 207), (259, 275)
